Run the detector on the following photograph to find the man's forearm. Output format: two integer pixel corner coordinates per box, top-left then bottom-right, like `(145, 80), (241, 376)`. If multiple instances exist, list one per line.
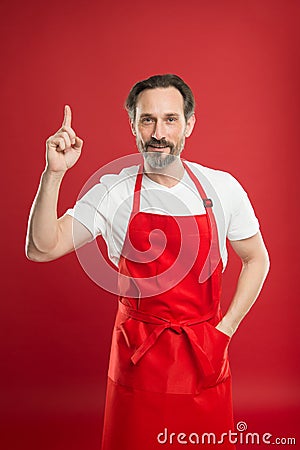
(26, 170), (65, 259)
(216, 233), (270, 337)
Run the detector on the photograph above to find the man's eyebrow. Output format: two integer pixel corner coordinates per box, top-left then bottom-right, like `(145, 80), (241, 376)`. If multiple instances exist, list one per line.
(139, 113), (153, 118)
(139, 113), (181, 118)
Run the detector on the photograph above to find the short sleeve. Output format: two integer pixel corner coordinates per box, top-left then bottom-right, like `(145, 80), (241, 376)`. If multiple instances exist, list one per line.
(227, 175), (260, 241)
(65, 183), (108, 239)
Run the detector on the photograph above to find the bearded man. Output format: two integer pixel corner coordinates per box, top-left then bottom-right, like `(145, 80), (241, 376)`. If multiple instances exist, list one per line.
(26, 74), (269, 450)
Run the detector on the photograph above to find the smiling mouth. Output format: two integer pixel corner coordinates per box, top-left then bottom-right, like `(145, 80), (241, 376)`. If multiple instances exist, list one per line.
(147, 145), (169, 150)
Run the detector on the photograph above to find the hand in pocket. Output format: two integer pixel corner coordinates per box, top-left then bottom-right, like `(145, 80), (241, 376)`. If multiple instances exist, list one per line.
(202, 322), (231, 389)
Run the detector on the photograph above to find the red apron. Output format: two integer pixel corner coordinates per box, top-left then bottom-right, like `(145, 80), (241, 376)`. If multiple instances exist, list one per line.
(101, 162), (235, 449)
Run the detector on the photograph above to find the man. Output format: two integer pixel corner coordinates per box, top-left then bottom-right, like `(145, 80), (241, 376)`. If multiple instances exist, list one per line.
(26, 74), (270, 449)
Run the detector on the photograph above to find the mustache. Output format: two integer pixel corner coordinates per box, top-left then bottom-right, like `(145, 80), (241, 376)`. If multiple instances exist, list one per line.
(145, 137), (174, 150)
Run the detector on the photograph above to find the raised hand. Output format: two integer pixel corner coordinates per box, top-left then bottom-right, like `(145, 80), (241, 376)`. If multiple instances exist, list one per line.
(46, 105), (83, 173)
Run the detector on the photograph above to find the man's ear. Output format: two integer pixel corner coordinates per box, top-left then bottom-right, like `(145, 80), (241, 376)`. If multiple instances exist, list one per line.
(185, 114), (196, 137)
(130, 119), (136, 136)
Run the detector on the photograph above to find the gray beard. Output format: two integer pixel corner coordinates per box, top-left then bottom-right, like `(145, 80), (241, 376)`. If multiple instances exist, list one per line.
(137, 135), (185, 169)
(143, 152), (177, 169)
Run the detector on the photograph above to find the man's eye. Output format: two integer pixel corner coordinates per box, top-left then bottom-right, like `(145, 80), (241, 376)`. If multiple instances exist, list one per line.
(167, 117), (176, 122)
(142, 117), (153, 123)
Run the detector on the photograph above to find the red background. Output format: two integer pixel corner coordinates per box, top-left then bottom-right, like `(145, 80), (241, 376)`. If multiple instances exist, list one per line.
(1, 0), (299, 448)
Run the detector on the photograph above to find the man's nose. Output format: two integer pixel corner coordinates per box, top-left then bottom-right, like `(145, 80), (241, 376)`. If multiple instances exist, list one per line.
(152, 121), (166, 140)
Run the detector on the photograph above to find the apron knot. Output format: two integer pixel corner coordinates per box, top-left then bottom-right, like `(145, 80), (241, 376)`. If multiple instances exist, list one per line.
(119, 302), (216, 379)
(169, 322), (182, 334)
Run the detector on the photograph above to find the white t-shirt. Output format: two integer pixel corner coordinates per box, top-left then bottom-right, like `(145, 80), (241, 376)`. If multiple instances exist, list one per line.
(65, 161), (260, 270)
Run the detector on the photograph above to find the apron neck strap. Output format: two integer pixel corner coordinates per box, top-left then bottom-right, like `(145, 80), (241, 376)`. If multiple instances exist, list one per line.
(132, 165), (144, 214)
(132, 161), (216, 218)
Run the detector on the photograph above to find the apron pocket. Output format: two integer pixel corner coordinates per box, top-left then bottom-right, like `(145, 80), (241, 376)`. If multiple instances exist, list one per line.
(202, 321), (231, 389)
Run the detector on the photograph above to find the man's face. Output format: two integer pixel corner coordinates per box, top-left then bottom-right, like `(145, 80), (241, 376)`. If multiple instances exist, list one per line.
(131, 87), (195, 169)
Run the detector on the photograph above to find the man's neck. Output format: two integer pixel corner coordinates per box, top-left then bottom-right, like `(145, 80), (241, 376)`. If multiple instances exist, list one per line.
(143, 159), (185, 188)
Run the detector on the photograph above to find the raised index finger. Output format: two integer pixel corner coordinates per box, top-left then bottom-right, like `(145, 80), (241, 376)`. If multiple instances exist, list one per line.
(62, 105), (72, 128)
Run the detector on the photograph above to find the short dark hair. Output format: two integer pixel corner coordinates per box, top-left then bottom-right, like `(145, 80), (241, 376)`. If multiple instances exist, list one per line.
(125, 74), (195, 122)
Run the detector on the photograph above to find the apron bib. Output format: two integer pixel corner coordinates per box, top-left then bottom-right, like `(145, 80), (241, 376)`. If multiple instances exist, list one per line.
(101, 163), (235, 449)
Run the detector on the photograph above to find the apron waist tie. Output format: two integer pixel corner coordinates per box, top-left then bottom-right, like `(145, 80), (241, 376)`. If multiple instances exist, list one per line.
(118, 301), (216, 378)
